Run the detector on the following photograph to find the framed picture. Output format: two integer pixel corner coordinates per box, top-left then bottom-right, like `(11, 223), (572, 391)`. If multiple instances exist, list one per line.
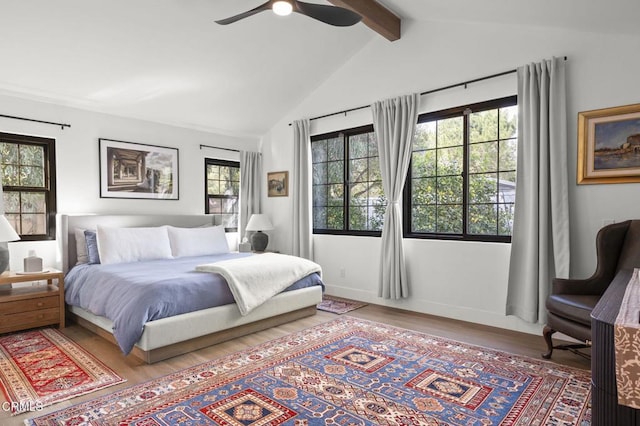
(99, 138), (179, 199)
(267, 171), (289, 197)
(578, 103), (640, 184)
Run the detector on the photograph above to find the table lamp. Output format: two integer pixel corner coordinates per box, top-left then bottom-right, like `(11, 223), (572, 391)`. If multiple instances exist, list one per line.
(245, 214), (274, 252)
(0, 215), (20, 273)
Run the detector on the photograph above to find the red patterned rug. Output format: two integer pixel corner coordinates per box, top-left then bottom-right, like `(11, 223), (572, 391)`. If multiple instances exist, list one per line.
(26, 318), (590, 425)
(317, 295), (367, 314)
(0, 328), (125, 415)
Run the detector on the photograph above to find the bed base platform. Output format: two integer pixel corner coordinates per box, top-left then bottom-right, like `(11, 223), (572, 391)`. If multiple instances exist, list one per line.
(68, 305), (317, 364)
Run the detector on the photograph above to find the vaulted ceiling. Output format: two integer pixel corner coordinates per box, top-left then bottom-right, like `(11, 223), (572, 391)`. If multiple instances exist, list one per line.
(1, 0), (639, 137)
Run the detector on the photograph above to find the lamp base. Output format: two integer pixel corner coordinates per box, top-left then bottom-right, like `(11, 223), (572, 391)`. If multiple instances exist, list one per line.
(0, 243), (9, 273)
(251, 231), (269, 252)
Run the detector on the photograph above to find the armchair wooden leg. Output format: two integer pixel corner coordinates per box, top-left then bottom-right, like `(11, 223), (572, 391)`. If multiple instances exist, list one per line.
(542, 325), (555, 359)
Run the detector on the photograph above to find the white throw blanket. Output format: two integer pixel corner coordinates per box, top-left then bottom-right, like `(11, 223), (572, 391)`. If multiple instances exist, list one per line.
(196, 253), (322, 315)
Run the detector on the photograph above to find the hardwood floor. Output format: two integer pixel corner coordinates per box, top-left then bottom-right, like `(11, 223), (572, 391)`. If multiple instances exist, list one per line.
(1, 303), (590, 424)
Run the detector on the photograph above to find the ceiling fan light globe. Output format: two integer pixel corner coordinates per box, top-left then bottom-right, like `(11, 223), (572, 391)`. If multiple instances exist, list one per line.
(272, 1), (293, 16)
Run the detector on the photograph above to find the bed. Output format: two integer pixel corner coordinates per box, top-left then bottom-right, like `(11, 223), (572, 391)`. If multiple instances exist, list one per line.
(58, 214), (324, 363)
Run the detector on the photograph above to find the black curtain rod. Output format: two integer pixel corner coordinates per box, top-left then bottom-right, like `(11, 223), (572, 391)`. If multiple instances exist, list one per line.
(0, 113), (71, 129)
(199, 144), (240, 153)
(289, 56), (567, 126)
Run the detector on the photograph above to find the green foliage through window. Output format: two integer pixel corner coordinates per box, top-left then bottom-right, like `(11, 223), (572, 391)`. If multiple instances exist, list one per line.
(406, 96), (517, 241)
(205, 159), (239, 231)
(312, 126), (386, 235)
(0, 132), (56, 240)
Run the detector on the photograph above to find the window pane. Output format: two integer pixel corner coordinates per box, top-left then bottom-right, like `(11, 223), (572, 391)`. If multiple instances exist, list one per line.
(0, 143), (19, 164)
(412, 205), (436, 232)
(437, 176), (463, 204)
(313, 185), (327, 207)
(499, 106), (518, 139)
(367, 133), (378, 157)
(469, 142), (497, 173)
(2, 165), (18, 186)
(208, 198), (222, 213)
(412, 150), (436, 178)
(313, 207), (327, 228)
(469, 109), (498, 143)
(3, 191), (19, 213)
(21, 213), (46, 235)
(328, 161), (343, 184)
(207, 165), (219, 180)
(498, 171), (516, 204)
(498, 203), (515, 236)
(349, 206), (367, 230)
(349, 134), (369, 159)
(369, 157), (381, 182)
(326, 207), (344, 230)
(327, 138), (343, 161)
(437, 146), (463, 175)
(327, 184), (343, 206)
(5, 214), (20, 233)
(21, 192), (45, 213)
(414, 122), (436, 150)
(350, 159), (367, 183)
(437, 117), (463, 148)
(312, 163), (327, 185)
(219, 166), (230, 182)
(20, 145), (44, 167)
(499, 138), (517, 171)
(350, 183), (368, 206)
(412, 177), (436, 205)
(437, 205), (462, 234)
(312, 139), (327, 163)
(468, 204), (498, 235)
(207, 180), (220, 194)
(469, 173), (497, 204)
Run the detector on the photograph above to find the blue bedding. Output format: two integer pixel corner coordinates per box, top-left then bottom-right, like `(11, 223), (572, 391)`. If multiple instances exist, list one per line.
(64, 253), (323, 355)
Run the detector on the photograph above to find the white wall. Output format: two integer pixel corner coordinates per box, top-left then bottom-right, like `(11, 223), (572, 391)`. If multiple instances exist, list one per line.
(0, 93), (259, 270)
(262, 19), (640, 335)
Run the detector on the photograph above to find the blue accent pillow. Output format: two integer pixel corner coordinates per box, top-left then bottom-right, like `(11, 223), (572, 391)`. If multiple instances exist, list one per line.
(84, 230), (101, 264)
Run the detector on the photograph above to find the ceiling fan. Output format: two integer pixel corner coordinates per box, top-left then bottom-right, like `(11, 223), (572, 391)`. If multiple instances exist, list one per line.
(215, 0), (362, 27)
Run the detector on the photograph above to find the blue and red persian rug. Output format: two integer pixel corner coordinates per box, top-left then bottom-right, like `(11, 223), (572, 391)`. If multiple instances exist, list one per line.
(27, 317), (591, 425)
(317, 295), (367, 314)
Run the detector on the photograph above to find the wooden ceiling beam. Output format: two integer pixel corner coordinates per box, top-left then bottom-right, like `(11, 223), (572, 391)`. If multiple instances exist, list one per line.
(328, 0), (401, 41)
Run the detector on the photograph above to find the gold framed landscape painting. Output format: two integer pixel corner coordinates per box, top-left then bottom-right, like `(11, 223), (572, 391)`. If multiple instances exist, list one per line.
(578, 103), (640, 184)
(267, 171), (288, 197)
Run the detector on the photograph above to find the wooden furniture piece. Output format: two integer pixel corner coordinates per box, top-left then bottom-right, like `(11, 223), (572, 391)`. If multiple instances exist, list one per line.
(591, 269), (640, 426)
(0, 269), (65, 334)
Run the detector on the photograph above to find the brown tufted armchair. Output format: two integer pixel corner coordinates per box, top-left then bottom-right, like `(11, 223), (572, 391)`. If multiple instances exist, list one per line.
(542, 220), (640, 359)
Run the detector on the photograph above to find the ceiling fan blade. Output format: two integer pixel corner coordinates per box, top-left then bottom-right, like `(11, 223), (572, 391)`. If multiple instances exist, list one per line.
(215, 1), (272, 25)
(294, 1), (362, 27)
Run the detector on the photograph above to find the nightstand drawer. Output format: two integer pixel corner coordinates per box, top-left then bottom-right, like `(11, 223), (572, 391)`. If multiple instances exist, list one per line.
(0, 308), (60, 333)
(0, 295), (59, 315)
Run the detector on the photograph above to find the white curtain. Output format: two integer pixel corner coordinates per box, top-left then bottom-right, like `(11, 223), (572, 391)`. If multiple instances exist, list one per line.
(372, 93), (420, 299)
(506, 57), (570, 323)
(292, 119), (313, 259)
(240, 151), (262, 240)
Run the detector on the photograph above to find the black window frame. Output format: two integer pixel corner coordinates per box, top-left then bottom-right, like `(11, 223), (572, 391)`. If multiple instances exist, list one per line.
(204, 158), (240, 232)
(403, 95), (517, 243)
(0, 132), (57, 241)
(311, 124), (384, 237)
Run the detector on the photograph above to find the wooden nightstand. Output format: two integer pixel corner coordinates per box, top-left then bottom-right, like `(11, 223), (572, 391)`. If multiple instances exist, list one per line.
(0, 269), (65, 334)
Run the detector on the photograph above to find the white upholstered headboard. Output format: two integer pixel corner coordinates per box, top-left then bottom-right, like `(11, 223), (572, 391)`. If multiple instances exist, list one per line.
(57, 214), (238, 273)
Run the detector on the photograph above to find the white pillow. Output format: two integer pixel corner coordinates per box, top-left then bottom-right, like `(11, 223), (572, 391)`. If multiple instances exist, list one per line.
(167, 225), (230, 258)
(96, 225), (173, 265)
(74, 228), (88, 265)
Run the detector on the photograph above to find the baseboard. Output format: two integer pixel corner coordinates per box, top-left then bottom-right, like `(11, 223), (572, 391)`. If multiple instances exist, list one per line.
(324, 284), (543, 336)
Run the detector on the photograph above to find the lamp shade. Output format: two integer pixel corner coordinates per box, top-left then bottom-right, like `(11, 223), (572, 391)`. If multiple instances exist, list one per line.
(245, 214), (274, 232)
(0, 215), (19, 242)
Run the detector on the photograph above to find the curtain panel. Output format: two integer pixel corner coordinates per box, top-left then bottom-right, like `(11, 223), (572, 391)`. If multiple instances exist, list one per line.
(506, 57), (570, 324)
(240, 151), (262, 240)
(292, 119), (313, 260)
(372, 93), (420, 299)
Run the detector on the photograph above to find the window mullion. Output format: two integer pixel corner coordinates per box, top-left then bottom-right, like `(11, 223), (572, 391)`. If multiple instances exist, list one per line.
(462, 111), (469, 238)
(343, 133), (349, 231)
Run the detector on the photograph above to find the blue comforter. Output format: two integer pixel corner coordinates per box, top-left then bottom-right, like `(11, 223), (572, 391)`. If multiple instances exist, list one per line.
(64, 253), (323, 355)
